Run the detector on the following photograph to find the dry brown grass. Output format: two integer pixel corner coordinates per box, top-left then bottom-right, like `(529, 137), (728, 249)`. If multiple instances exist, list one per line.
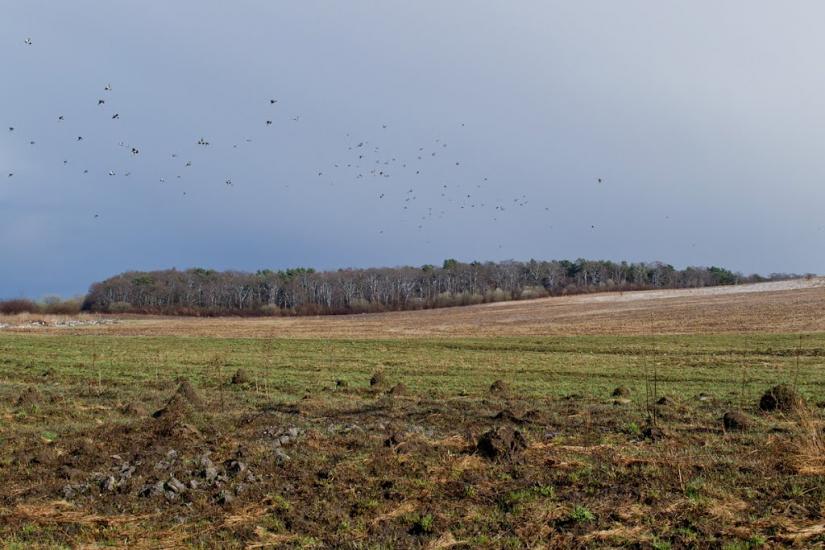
(3, 277), (824, 338)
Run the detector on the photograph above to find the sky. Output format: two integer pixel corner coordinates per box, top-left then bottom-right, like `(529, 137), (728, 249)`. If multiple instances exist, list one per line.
(2, 1), (824, 298)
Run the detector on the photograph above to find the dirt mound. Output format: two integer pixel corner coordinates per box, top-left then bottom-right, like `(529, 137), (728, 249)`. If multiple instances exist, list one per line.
(492, 410), (532, 424)
(15, 387), (43, 407)
(121, 402), (148, 416)
(231, 369), (250, 385)
(723, 411), (751, 431)
(759, 384), (804, 412)
(370, 372), (386, 387)
(612, 386), (631, 397)
(642, 425), (665, 441)
(388, 383), (407, 396)
(152, 393), (196, 421)
(656, 396), (676, 406)
(174, 379), (204, 408)
(476, 426), (527, 460)
(490, 380), (510, 395)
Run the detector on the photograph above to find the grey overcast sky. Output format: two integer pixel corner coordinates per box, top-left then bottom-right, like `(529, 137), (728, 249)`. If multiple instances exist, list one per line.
(2, 1), (824, 298)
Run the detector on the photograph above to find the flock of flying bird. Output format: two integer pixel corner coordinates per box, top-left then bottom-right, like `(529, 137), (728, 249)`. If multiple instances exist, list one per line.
(6, 35), (611, 236)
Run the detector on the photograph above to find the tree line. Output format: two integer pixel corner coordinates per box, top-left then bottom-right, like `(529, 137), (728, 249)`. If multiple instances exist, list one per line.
(74, 259), (800, 316)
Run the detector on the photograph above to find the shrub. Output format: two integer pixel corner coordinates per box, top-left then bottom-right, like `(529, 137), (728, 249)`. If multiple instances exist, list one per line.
(0, 299), (39, 314)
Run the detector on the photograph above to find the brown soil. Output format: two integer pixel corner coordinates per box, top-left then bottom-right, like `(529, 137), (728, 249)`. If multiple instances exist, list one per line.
(759, 384), (805, 412)
(723, 411), (751, 431)
(231, 369), (250, 385)
(476, 426), (527, 460)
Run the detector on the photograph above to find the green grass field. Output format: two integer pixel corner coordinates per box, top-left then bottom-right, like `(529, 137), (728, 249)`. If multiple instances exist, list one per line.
(1, 331), (824, 548)
(3, 332), (823, 406)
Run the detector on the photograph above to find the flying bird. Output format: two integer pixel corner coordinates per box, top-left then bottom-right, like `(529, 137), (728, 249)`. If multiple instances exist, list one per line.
(98, 99), (105, 106)
(112, 113), (120, 119)
(24, 38), (32, 46)
(104, 83), (112, 91)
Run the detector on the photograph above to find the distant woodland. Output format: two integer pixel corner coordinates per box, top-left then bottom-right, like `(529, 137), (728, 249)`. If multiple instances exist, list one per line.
(57, 259), (801, 317)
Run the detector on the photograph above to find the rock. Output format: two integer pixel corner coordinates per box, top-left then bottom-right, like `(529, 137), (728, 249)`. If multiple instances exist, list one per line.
(231, 369), (250, 385)
(140, 481), (166, 498)
(202, 467), (219, 483)
(274, 448), (291, 465)
(100, 476), (117, 492)
(612, 386), (631, 398)
(759, 384), (804, 412)
(476, 427), (527, 460)
(215, 490), (234, 506)
(287, 427), (300, 438)
(165, 477), (187, 494)
(723, 411), (751, 431)
(225, 460), (246, 476)
(279, 435), (291, 446)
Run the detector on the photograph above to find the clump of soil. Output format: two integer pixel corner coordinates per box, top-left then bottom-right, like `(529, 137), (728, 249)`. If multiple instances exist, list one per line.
(15, 387), (43, 408)
(723, 411), (751, 431)
(152, 392), (194, 420)
(231, 369), (250, 385)
(490, 380), (510, 395)
(612, 386), (631, 398)
(476, 426), (527, 460)
(174, 379), (204, 408)
(336, 379), (348, 388)
(388, 383), (407, 396)
(152, 379), (204, 422)
(493, 410), (530, 424)
(656, 396), (676, 406)
(759, 384), (804, 412)
(370, 371), (386, 387)
(121, 402), (148, 417)
(642, 425), (665, 441)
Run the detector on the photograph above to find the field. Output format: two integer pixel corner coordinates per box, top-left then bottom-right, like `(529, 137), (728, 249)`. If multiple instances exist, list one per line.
(1, 280), (825, 548)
